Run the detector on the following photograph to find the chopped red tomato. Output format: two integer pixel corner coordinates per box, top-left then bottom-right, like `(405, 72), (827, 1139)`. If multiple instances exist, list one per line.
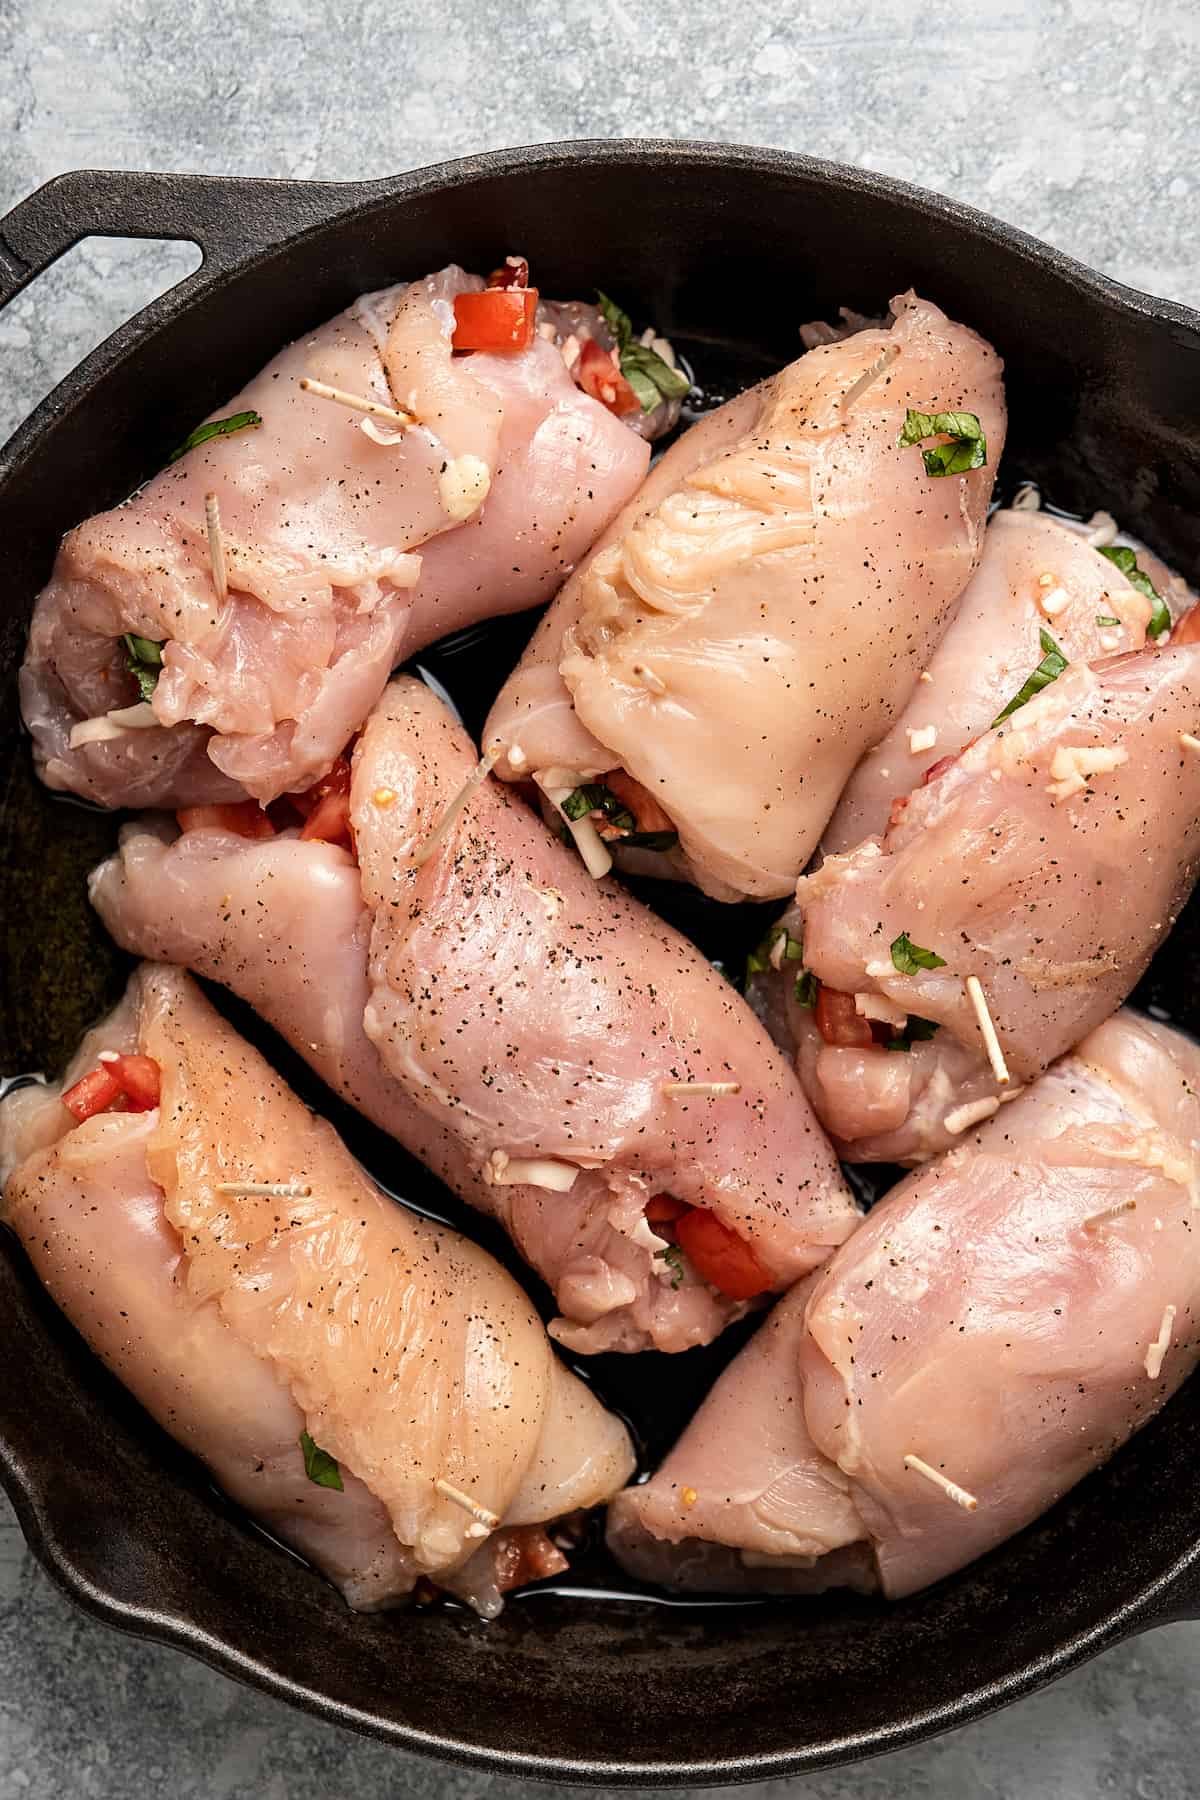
(645, 1193), (690, 1224)
(674, 1209), (773, 1302)
(61, 1054), (161, 1122)
(452, 288), (538, 353)
(297, 755), (354, 848)
(603, 769), (676, 836)
(921, 753), (958, 786)
(110, 1054), (161, 1111)
(487, 256), (529, 290)
(1172, 606), (1200, 646)
(62, 1064), (123, 1122)
(491, 1525), (569, 1593)
(176, 801), (275, 839)
(814, 986), (874, 1049)
(576, 338), (640, 418)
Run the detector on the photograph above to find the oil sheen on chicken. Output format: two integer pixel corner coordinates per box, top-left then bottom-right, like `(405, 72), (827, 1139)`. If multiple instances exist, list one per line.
(485, 292), (1006, 900)
(20, 268), (649, 811)
(0, 965), (634, 1617)
(89, 679), (859, 1354)
(608, 1009), (1200, 1599)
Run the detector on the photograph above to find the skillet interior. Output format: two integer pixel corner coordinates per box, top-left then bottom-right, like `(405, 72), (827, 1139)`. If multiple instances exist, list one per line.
(3, 143), (1200, 1784)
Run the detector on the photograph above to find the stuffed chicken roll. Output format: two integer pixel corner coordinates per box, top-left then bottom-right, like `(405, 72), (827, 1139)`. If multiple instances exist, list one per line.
(0, 965), (634, 1617)
(609, 1009), (1200, 1599)
(90, 679), (860, 1355)
(21, 265), (651, 811)
(485, 292), (1006, 900)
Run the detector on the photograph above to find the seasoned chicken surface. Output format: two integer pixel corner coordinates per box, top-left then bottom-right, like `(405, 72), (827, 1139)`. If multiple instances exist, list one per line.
(609, 1010), (1200, 1599)
(90, 680), (859, 1353)
(759, 644), (1200, 1161)
(21, 268), (648, 810)
(486, 292), (1006, 900)
(0, 966), (633, 1617)
(824, 507), (1157, 851)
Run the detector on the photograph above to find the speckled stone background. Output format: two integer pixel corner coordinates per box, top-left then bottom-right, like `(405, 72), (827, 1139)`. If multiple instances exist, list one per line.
(1, 0), (1199, 1794)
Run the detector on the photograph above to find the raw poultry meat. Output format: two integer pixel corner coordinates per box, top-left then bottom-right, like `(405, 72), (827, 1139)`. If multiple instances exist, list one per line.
(0, 964), (634, 1616)
(756, 642), (1200, 1162)
(89, 678), (859, 1354)
(608, 1008), (1200, 1599)
(20, 267), (650, 811)
(824, 505), (1165, 851)
(485, 292), (1006, 900)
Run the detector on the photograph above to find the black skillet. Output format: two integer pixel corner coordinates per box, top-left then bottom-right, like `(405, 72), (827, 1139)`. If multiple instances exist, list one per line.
(3, 140), (1200, 1787)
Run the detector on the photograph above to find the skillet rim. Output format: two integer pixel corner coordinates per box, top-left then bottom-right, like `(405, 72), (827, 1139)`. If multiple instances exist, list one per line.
(3, 135), (1200, 1784)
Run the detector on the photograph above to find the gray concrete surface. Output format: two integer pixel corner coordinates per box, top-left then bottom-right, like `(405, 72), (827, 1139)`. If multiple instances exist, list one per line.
(1, 0), (1198, 1792)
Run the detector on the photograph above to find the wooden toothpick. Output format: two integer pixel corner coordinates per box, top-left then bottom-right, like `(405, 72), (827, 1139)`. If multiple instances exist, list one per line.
(965, 976), (1010, 1085)
(903, 1453), (978, 1512)
(205, 492), (228, 600)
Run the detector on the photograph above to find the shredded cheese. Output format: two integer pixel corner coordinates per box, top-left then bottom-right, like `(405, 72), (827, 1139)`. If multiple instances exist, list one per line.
(484, 1150), (579, 1192)
(1047, 743), (1129, 801)
(438, 454), (492, 523)
(68, 702), (160, 748)
(942, 1096), (1001, 1136)
(1145, 1304), (1177, 1381)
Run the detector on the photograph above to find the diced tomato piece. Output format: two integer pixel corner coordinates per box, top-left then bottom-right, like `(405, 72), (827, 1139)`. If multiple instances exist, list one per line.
(452, 288), (538, 353)
(487, 256), (529, 290)
(491, 1526), (570, 1594)
(1172, 606), (1200, 645)
(674, 1209), (774, 1302)
(921, 752), (960, 786)
(576, 338), (641, 418)
(300, 789), (353, 847)
(603, 768), (676, 836)
(62, 1064), (123, 1123)
(110, 1054), (161, 1111)
(176, 801), (275, 839)
(291, 755), (352, 819)
(814, 986), (874, 1049)
(295, 754), (354, 848)
(645, 1193), (691, 1224)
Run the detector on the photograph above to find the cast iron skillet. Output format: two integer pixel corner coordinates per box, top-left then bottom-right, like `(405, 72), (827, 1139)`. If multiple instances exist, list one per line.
(4, 140), (1200, 1787)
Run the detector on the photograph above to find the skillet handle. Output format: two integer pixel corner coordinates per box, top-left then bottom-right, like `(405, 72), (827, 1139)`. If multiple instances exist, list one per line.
(0, 167), (384, 312)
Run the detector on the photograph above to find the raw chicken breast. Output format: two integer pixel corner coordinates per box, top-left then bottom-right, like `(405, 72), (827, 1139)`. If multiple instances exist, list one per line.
(765, 643), (1200, 1162)
(486, 292), (1006, 900)
(609, 1009), (1200, 1599)
(825, 506), (1157, 851)
(0, 965), (634, 1615)
(21, 267), (649, 811)
(90, 679), (859, 1354)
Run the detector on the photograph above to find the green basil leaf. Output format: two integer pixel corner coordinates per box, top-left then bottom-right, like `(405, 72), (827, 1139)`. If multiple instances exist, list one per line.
(656, 1242), (685, 1289)
(619, 341), (691, 410)
(561, 783), (636, 831)
(1095, 614), (1121, 628)
(887, 1014), (940, 1051)
(992, 628), (1068, 726)
(1097, 544), (1171, 638)
(596, 290), (633, 352)
(300, 1430), (343, 1491)
(122, 632), (165, 703)
(890, 933), (947, 976)
(897, 409), (987, 477)
(168, 409), (263, 465)
(793, 969), (819, 1008)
